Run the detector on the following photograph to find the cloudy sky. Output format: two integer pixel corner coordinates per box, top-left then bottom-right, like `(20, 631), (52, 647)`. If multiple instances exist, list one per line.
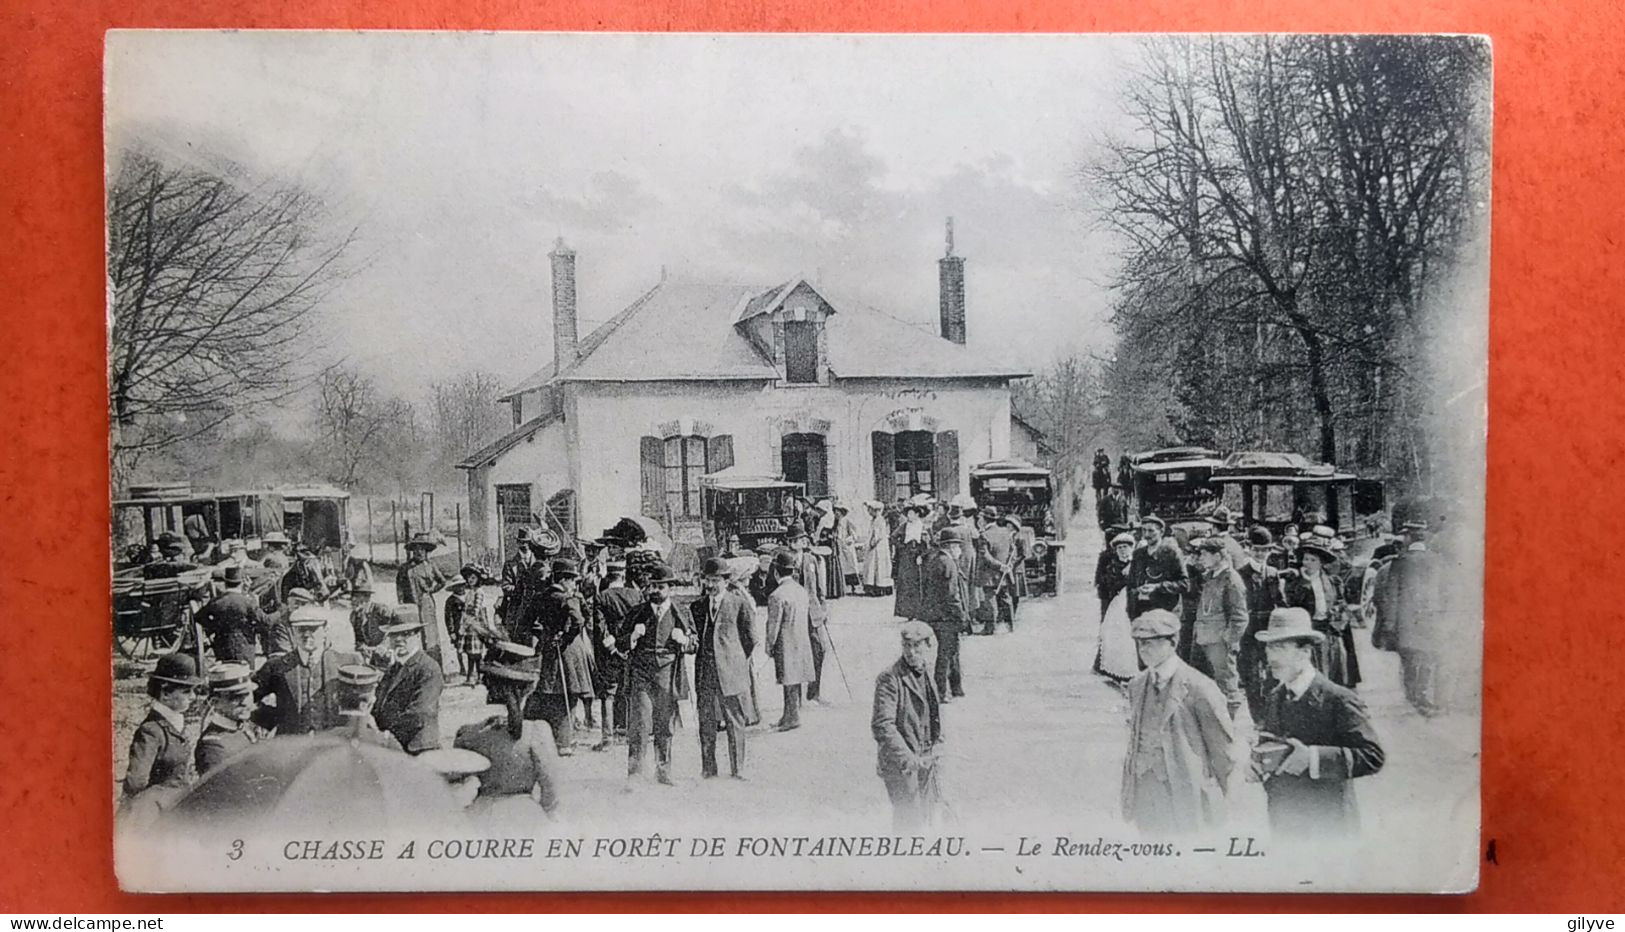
(106, 32), (1138, 400)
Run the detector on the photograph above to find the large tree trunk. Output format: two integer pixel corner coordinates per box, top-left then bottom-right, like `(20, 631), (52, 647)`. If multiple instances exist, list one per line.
(1282, 301), (1339, 464)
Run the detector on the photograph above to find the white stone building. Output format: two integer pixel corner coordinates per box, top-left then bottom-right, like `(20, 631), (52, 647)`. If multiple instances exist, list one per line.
(458, 231), (1032, 559)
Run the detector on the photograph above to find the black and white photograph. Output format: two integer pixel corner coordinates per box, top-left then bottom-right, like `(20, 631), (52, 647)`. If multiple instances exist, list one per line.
(105, 31), (1489, 892)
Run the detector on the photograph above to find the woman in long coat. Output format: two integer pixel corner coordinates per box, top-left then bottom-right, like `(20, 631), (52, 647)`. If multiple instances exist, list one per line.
(1281, 545), (1361, 688)
(891, 504), (930, 619)
(833, 505), (862, 589)
(860, 501), (893, 596)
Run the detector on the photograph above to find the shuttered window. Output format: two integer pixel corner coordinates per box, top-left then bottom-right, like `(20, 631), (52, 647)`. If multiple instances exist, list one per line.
(872, 431), (897, 501)
(934, 429), (960, 499)
(639, 437), (665, 518)
(784, 321), (818, 383)
(892, 430), (936, 500)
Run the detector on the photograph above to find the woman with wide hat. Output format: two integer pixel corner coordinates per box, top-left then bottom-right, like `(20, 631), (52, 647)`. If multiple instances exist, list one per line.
(121, 652), (206, 824)
(453, 642), (564, 824)
(1281, 541), (1361, 688)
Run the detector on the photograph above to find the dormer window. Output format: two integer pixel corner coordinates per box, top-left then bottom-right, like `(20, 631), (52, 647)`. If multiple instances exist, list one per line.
(784, 320), (819, 383)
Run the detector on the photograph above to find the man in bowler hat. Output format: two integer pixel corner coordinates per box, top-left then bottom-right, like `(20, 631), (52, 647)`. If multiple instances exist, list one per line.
(691, 557), (756, 779)
(615, 563), (695, 784)
(373, 609), (445, 753)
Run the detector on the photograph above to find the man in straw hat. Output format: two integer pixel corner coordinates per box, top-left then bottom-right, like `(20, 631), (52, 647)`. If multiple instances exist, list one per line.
(252, 608), (360, 735)
(195, 663), (260, 777)
(196, 563), (267, 666)
(373, 608), (446, 754)
(122, 652), (206, 811)
(871, 621), (944, 832)
(691, 557), (756, 779)
(1119, 609), (1236, 835)
(259, 530), (292, 571)
(322, 664), (401, 749)
(1249, 607), (1385, 837)
(396, 531), (449, 669)
(615, 563), (694, 785)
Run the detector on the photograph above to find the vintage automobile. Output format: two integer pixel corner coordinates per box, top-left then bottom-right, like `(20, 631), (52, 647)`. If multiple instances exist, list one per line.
(1206, 451), (1364, 536)
(1127, 446), (1224, 525)
(698, 467), (805, 557)
(968, 459), (1063, 596)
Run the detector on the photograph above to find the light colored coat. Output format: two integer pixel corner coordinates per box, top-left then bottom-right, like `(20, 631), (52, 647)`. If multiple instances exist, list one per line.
(862, 514), (893, 588)
(765, 578), (816, 686)
(1120, 658), (1237, 833)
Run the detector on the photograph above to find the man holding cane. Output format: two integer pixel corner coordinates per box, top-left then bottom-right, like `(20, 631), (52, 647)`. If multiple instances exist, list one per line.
(872, 621), (945, 832)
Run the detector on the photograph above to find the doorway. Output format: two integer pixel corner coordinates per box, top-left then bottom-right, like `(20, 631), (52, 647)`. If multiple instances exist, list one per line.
(781, 432), (829, 499)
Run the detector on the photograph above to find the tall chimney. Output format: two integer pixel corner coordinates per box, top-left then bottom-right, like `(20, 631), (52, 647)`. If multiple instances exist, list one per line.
(938, 217), (966, 345)
(550, 237), (578, 373)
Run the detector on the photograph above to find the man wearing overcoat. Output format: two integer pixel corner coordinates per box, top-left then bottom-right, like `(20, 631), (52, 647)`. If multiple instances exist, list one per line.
(871, 621), (944, 832)
(1128, 515), (1187, 620)
(252, 610), (359, 735)
(196, 564), (266, 665)
(764, 550), (815, 731)
(1119, 609), (1236, 835)
(691, 557), (756, 779)
(1251, 607), (1385, 837)
(373, 611), (445, 754)
(973, 505), (1018, 634)
(616, 563), (695, 784)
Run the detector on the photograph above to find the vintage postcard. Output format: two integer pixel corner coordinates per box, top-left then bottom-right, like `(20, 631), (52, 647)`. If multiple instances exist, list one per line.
(105, 31), (1489, 892)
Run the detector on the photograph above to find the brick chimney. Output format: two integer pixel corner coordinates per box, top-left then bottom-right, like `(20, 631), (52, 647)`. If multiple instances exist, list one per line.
(550, 237), (578, 373)
(938, 217), (966, 345)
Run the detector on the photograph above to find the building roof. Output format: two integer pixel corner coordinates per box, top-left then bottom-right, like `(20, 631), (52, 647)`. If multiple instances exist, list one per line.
(499, 278), (1028, 397)
(455, 411), (564, 470)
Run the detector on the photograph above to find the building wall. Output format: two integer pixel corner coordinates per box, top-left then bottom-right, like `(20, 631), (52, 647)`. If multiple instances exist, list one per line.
(566, 378), (1012, 539)
(1011, 421), (1042, 463)
(474, 418), (571, 553)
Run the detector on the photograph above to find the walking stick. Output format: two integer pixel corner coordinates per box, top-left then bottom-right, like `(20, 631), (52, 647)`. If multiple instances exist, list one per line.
(821, 622), (854, 701)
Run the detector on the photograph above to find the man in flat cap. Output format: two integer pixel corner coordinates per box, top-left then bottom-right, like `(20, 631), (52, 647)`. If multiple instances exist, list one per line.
(373, 610), (445, 753)
(785, 527), (830, 702)
(252, 608), (360, 735)
(1192, 536), (1250, 720)
(322, 664), (401, 750)
(1250, 608), (1385, 837)
(691, 557), (756, 779)
(1119, 609), (1236, 835)
(195, 663), (260, 776)
(973, 504), (1019, 635)
(1128, 515), (1187, 621)
(871, 621), (944, 831)
(922, 526), (970, 701)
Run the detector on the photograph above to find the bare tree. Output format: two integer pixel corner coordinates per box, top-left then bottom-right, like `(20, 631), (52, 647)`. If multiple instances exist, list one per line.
(107, 146), (356, 492)
(313, 368), (413, 492)
(1088, 35), (1488, 485)
(429, 370), (510, 478)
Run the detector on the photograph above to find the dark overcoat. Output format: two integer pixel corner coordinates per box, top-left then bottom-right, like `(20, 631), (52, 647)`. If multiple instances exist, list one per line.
(122, 707), (191, 799)
(532, 585), (596, 697)
(196, 589), (266, 665)
(1128, 539), (1188, 618)
(253, 647), (360, 735)
(617, 599), (695, 700)
(1258, 673), (1385, 836)
(891, 534), (929, 619)
(920, 547), (969, 626)
(374, 649), (444, 752)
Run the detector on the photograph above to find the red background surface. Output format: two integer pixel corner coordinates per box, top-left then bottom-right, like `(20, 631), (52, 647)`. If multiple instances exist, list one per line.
(2, 0), (1622, 913)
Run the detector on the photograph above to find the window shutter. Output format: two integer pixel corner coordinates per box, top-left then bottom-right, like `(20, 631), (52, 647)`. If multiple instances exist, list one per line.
(639, 436), (665, 518)
(934, 430), (960, 499)
(707, 434), (735, 473)
(871, 431), (895, 501)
